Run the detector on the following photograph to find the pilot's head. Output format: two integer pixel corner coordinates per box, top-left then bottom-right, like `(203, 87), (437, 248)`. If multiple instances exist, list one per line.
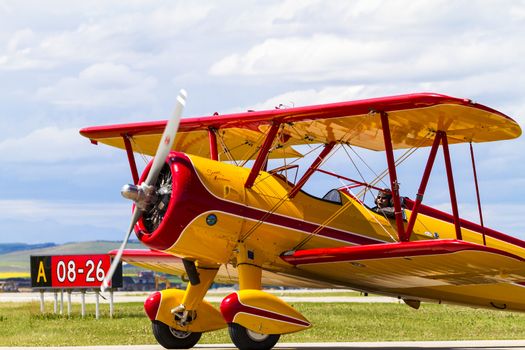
(375, 190), (393, 208)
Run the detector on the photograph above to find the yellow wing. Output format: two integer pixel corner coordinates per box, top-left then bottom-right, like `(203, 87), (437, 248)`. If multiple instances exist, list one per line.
(281, 239), (525, 311)
(80, 93), (521, 159)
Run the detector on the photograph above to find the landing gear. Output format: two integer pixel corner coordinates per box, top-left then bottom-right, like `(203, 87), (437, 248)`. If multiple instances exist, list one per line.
(228, 323), (280, 350)
(151, 320), (202, 349)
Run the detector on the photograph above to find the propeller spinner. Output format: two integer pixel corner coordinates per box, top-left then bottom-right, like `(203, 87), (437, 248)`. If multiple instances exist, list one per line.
(101, 89), (187, 292)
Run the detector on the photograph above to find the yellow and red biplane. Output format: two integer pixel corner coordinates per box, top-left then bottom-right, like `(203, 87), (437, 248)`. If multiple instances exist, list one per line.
(80, 91), (525, 350)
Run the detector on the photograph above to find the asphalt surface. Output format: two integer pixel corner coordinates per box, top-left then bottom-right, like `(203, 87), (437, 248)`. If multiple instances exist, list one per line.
(3, 340), (525, 350)
(0, 291), (400, 303)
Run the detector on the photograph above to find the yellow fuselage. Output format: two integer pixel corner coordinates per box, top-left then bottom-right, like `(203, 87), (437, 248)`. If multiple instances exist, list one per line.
(139, 152), (525, 312)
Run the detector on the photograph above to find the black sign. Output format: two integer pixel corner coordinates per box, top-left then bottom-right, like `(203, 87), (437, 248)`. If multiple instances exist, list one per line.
(30, 255), (52, 288)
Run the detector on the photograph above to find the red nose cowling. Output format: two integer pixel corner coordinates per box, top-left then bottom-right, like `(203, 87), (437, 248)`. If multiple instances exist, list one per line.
(134, 152), (212, 251)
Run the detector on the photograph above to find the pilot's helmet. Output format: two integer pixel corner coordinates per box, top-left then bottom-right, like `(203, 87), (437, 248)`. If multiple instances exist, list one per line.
(375, 189), (393, 207)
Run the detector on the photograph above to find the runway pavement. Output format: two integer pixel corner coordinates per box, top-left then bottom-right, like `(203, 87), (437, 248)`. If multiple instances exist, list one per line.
(0, 291), (400, 304)
(2, 340), (525, 350)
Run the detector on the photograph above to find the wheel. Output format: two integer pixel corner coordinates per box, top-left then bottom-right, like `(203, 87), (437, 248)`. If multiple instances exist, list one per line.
(151, 320), (202, 349)
(228, 323), (280, 350)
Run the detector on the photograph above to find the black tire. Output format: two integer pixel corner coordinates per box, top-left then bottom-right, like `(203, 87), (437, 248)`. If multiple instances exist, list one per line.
(228, 323), (280, 350)
(151, 320), (202, 349)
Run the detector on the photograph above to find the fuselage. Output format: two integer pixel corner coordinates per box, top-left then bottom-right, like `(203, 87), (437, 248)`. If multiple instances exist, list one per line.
(134, 152), (525, 311)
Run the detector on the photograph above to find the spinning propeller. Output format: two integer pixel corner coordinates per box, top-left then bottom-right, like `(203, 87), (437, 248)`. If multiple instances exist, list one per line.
(101, 89), (187, 292)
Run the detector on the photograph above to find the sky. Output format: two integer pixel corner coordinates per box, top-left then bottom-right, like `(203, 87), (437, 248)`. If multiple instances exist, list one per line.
(1, 0), (525, 243)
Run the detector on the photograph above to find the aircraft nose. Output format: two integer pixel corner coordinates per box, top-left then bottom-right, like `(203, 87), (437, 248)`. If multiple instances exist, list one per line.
(121, 184), (140, 201)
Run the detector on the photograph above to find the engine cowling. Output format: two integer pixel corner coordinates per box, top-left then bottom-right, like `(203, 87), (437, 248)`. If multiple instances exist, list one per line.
(134, 152), (244, 264)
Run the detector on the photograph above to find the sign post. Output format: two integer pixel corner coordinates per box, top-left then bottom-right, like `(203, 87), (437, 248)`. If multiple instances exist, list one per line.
(81, 290), (86, 318)
(39, 290), (44, 313)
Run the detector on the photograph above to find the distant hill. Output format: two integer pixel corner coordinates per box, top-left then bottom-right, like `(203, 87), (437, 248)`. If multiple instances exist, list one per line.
(0, 240), (145, 273)
(0, 242), (56, 255)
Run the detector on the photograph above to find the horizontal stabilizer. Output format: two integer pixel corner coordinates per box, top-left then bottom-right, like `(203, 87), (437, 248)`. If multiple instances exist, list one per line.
(108, 249), (186, 276)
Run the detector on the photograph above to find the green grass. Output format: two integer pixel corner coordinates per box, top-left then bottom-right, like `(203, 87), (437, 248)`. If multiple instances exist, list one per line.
(204, 290), (364, 298)
(267, 291), (363, 297)
(2, 301), (525, 346)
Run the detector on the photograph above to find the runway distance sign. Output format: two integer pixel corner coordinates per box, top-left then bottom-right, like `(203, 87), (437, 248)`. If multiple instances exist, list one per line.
(30, 254), (122, 289)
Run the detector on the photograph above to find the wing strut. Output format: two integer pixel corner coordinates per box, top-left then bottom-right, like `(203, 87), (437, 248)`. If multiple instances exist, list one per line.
(123, 135), (139, 184)
(441, 131), (462, 240)
(208, 128), (218, 161)
(405, 132), (442, 239)
(380, 112), (406, 241)
(245, 122), (280, 188)
(470, 142), (486, 245)
(398, 130), (465, 242)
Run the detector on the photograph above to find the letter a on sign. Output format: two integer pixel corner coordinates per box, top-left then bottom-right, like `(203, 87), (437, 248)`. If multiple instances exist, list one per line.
(30, 256), (51, 288)
(37, 260), (47, 283)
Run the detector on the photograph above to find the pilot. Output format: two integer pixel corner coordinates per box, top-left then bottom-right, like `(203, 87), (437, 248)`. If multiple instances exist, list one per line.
(373, 189), (396, 219)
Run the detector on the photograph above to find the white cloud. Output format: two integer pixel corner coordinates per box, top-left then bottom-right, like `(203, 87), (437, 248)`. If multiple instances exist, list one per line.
(210, 35), (394, 80)
(0, 28), (54, 70)
(0, 199), (129, 231)
(239, 84), (435, 112)
(208, 1), (525, 87)
(6, 29), (36, 53)
(239, 86), (368, 112)
(0, 126), (115, 163)
(0, 2), (213, 71)
(210, 33), (525, 85)
(36, 63), (157, 108)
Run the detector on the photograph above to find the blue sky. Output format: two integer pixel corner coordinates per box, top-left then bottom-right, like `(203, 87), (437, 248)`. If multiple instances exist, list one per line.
(1, 0), (525, 243)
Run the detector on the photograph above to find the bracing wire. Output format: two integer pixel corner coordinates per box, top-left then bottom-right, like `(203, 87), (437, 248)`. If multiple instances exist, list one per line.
(239, 129), (268, 167)
(341, 144), (372, 202)
(129, 136), (151, 165)
(251, 143), (324, 188)
(216, 131), (239, 165)
(238, 143), (331, 242)
(293, 133), (433, 250)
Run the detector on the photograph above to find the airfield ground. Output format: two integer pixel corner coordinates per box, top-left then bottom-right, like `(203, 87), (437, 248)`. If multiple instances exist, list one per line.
(2, 291), (525, 347)
(3, 340), (525, 350)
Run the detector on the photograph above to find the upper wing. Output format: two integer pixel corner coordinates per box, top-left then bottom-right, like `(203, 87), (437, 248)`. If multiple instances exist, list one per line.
(80, 93), (521, 160)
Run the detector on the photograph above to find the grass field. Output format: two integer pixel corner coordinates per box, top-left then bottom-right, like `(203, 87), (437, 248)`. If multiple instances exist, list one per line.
(2, 301), (525, 346)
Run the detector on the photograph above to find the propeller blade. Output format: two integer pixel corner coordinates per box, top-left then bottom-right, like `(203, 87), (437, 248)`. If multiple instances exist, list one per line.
(101, 207), (143, 292)
(103, 89), (186, 292)
(145, 89), (187, 186)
